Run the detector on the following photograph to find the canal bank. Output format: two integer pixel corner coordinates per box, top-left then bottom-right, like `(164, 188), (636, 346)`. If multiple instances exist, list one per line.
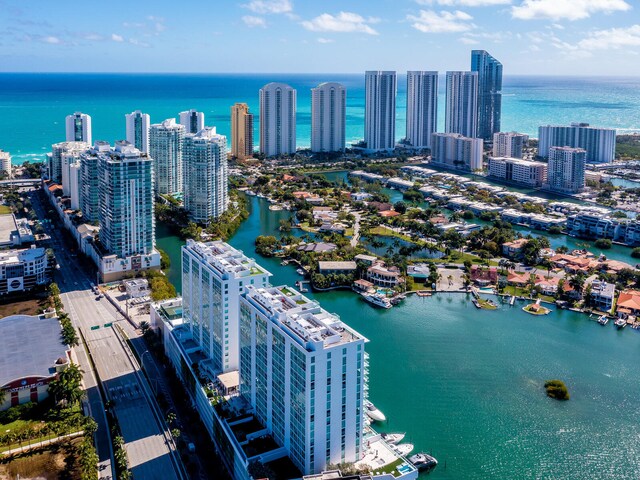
(158, 195), (640, 479)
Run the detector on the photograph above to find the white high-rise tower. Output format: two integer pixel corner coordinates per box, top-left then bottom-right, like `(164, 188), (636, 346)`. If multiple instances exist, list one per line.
(445, 71), (478, 139)
(149, 119), (185, 195)
(65, 112), (92, 144)
(364, 71), (396, 151)
(259, 83), (296, 157)
(406, 71), (438, 149)
(311, 82), (346, 153)
(179, 110), (205, 134)
(125, 110), (151, 153)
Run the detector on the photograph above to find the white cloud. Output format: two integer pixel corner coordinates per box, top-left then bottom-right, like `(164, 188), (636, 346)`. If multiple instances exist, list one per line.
(407, 10), (474, 33)
(42, 36), (61, 44)
(317, 37), (334, 43)
(460, 36), (480, 44)
(417, 0), (510, 6)
(242, 0), (292, 14)
(577, 24), (640, 50)
(512, 0), (631, 21)
(301, 12), (379, 35)
(111, 33), (124, 42)
(242, 15), (267, 27)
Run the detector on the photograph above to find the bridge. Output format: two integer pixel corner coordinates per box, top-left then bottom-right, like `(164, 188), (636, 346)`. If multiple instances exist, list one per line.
(0, 178), (41, 187)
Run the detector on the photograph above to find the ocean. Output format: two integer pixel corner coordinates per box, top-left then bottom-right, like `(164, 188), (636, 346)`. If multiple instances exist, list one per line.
(1, 73), (640, 164)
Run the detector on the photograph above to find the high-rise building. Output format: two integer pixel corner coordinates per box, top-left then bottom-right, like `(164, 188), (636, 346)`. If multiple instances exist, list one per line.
(179, 109), (205, 134)
(149, 119), (185, 195)
(405, 71), (438, 149)
(311, 82), (346, 153)
(47, 141), (90, 184)
(492, 132), (528, 158)
(61, 149), (87, 197)
(471, 50), (503, 140)
(0, 150), (12, 179)
(364, 71), (396, 151)
(68, 162), (82, 210)
(431, 132), (483, 171)
(260, 83), (297, 157)
(65, 112), (92, 144)
(80, 141), (110, 222)
(183, 128), (228, 224)
(445, 71), (478, 139)
(98, 141), (155, 258)
(538, 123), (616, 163)
(181, 240), (271, 373)
(546, 146), (586, 193)
(240, 285), (367, 475)
(488, 157), (547, 187)
(125, 110), (151, 153)
(230, 103), (254, 160)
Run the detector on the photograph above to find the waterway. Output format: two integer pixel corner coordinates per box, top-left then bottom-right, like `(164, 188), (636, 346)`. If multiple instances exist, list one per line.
(158, 195), (640, 479)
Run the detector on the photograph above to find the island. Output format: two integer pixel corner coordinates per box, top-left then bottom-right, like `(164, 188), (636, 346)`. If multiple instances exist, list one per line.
(545, 379), (570, 400)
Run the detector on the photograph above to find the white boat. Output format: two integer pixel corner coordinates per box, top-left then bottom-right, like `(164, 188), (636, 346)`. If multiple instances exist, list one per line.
(614, 318), (627, 329)
(361, 293), (392, 309)
(296, 268), (306, 276)
(597, 314), (609, 325)
(365, 401), (386, 422)
(409, 453), (438, 471)
(393, 443), (414, 456)
(381, 432), (405, 445)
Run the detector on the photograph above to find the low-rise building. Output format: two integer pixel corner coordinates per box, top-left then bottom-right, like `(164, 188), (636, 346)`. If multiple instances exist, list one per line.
(366, 264), (403, 288)
(0, 247), (54, 296)
(470, 266), (498, 286)
(0, 213), (35, 247)
(318, 261), (357, 275)
(487, 157), (547, 188)
(616, 290), (640, 318)
(588, 280), (615, 312)
(502, 238), (529, 259)
(123, 278), (150, 299)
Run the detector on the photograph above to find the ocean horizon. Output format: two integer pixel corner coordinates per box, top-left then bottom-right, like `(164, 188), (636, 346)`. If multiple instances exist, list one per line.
(2, 72), (640, 164)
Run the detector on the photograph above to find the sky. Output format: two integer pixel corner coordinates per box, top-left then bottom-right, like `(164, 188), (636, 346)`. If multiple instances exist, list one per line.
(1, 0), (639, 75)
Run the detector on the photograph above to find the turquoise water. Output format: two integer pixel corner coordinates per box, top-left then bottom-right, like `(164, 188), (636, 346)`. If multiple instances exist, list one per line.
(158, 196), (640, 479)
(2, 74), (640, 163)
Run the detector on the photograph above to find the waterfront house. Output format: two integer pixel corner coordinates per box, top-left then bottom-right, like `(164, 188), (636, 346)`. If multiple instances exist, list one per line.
(353, 278), (374, 293)
(588, 280), (616, 312)
(470, 265), (498, 286)
(318, 261), (357, 275)
(354, 254), (377, 266)
(366, 264), (403, 288)
(616, 290), (640, 318)
(534, 275), (560, 295)
(502, 238), (529, 259)
(507, 271), (530, 287)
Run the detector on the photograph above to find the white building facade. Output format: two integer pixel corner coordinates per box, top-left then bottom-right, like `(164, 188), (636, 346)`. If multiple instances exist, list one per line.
(179, 109), (205, 134)
(492, 132), (527, 158)
(545, 146), (586, 193)
(487, 157), (547, 187)
(364, 71), (396, 151)
(47, 141), (90, 185)
(0, 150), (11, 178)
(405, 71), (438, 149)
(538, 123), (616, 163)
(149, 119), (185, 195)
(125, 110), (151, 153)
(431, 133), (483, 171)
(311, 82), (346, 153)
(65, 112), (92, 144)
(260, 83), (297, 157)
(183, 127), (229, 224)
(445, 71), (478, 139)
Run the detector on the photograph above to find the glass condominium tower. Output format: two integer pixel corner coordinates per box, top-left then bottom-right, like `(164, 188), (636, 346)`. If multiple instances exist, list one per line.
(471, 50), (503, 140)
(364, 71), (396, 151)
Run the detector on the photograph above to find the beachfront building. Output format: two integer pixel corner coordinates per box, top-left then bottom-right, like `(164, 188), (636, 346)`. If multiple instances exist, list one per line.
(431, 133), (483, 171)
(79, 141), (110, 222)
(445, 71), (478, 139)
(260, 82), (297, 157)
(492, 132), (527, 158)
(149, 118), (185, 195)
(183, 127), (228, 224)
(538, 123), (616, 163)
(65, 112), (92, 144)
(487, 157), (547, 187)
(364, 71), (396, 151)
(405, 71), (438, 149)
(0, 150), (11, 178)
(545, 146), (586, 194)
(311, 82), (346, 153)
(47, 141), (90, 185)
(471, 50), (502, 140)
(125, 110), (151, 153)
(239, 285), (367, 474)
(179, 109), (205, 134)
(182, 240), (271, 373)
(230, 103), (254, 160)
(0, 247), (54, 296)
(98, 141), (155, 259)
(60, 145), (90, 197)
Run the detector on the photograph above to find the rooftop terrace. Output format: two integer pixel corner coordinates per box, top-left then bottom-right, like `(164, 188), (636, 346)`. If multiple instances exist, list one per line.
(185, 239), (271, 279)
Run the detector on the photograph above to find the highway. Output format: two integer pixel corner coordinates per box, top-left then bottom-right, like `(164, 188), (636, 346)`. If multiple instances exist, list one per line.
(29, 187), (184, 480)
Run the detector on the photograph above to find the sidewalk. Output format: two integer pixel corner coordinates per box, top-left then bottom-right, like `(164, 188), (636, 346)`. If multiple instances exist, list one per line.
(2, 431), (85, 456)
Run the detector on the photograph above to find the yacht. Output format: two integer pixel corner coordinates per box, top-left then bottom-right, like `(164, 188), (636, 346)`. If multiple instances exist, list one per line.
(361, 293), (392, 309)
(393, 443), (414, 456)
(365, 401), (386, 422)
(614, 317), (627, 329)
(409, 453), (438, 472)
(296, 268), (306, 276)
(381, 432), (405, 445)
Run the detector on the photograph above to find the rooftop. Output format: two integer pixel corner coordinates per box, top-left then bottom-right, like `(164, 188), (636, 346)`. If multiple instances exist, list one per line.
(0, 315), (69, 387)
(184, 239), (271, 279)
(243, 285), (367, 350)
(318, 261), (357, 271)
(0, 213), (16, 245)
(0, 246), (47, 266)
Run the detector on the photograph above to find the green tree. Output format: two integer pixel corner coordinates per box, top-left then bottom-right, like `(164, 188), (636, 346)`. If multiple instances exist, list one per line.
(49, 363), (85, 406)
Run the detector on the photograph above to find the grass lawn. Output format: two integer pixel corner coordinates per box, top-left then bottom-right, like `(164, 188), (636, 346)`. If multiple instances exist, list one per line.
(0, 296), (48, 317)
(298, 222), (318, 233)
(0, 205), (12, 214)
(368, 226), (414, 242)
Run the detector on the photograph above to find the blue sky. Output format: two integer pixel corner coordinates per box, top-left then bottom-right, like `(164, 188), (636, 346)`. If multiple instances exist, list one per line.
(1, 0), (638, 75)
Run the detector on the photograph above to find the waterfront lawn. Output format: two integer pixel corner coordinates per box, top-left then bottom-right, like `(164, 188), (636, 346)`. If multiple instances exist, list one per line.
(373, 458), (404, 477)
(369, 226), (413, 242)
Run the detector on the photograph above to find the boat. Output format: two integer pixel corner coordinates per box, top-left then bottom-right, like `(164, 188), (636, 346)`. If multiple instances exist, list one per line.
(380, 432), (405, 445)
(614, 318), (627, 329)
(472, 299), (481, 309)
(393, 443), (414, 456)
(361, 293), (392, 309)
(390, 294), (406, 305)
(365, 401), (386, 422)
(280, 259), (289, 266)
(409, 453), (438, 472)
(296, 268), (306, 276)
(597, 314), (609, 325)
(416, 290), (432, 297)
(509, 295), (515, 306)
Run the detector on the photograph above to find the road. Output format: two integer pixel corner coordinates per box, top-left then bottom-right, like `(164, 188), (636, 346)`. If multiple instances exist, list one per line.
(29, 187), (184, 480)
